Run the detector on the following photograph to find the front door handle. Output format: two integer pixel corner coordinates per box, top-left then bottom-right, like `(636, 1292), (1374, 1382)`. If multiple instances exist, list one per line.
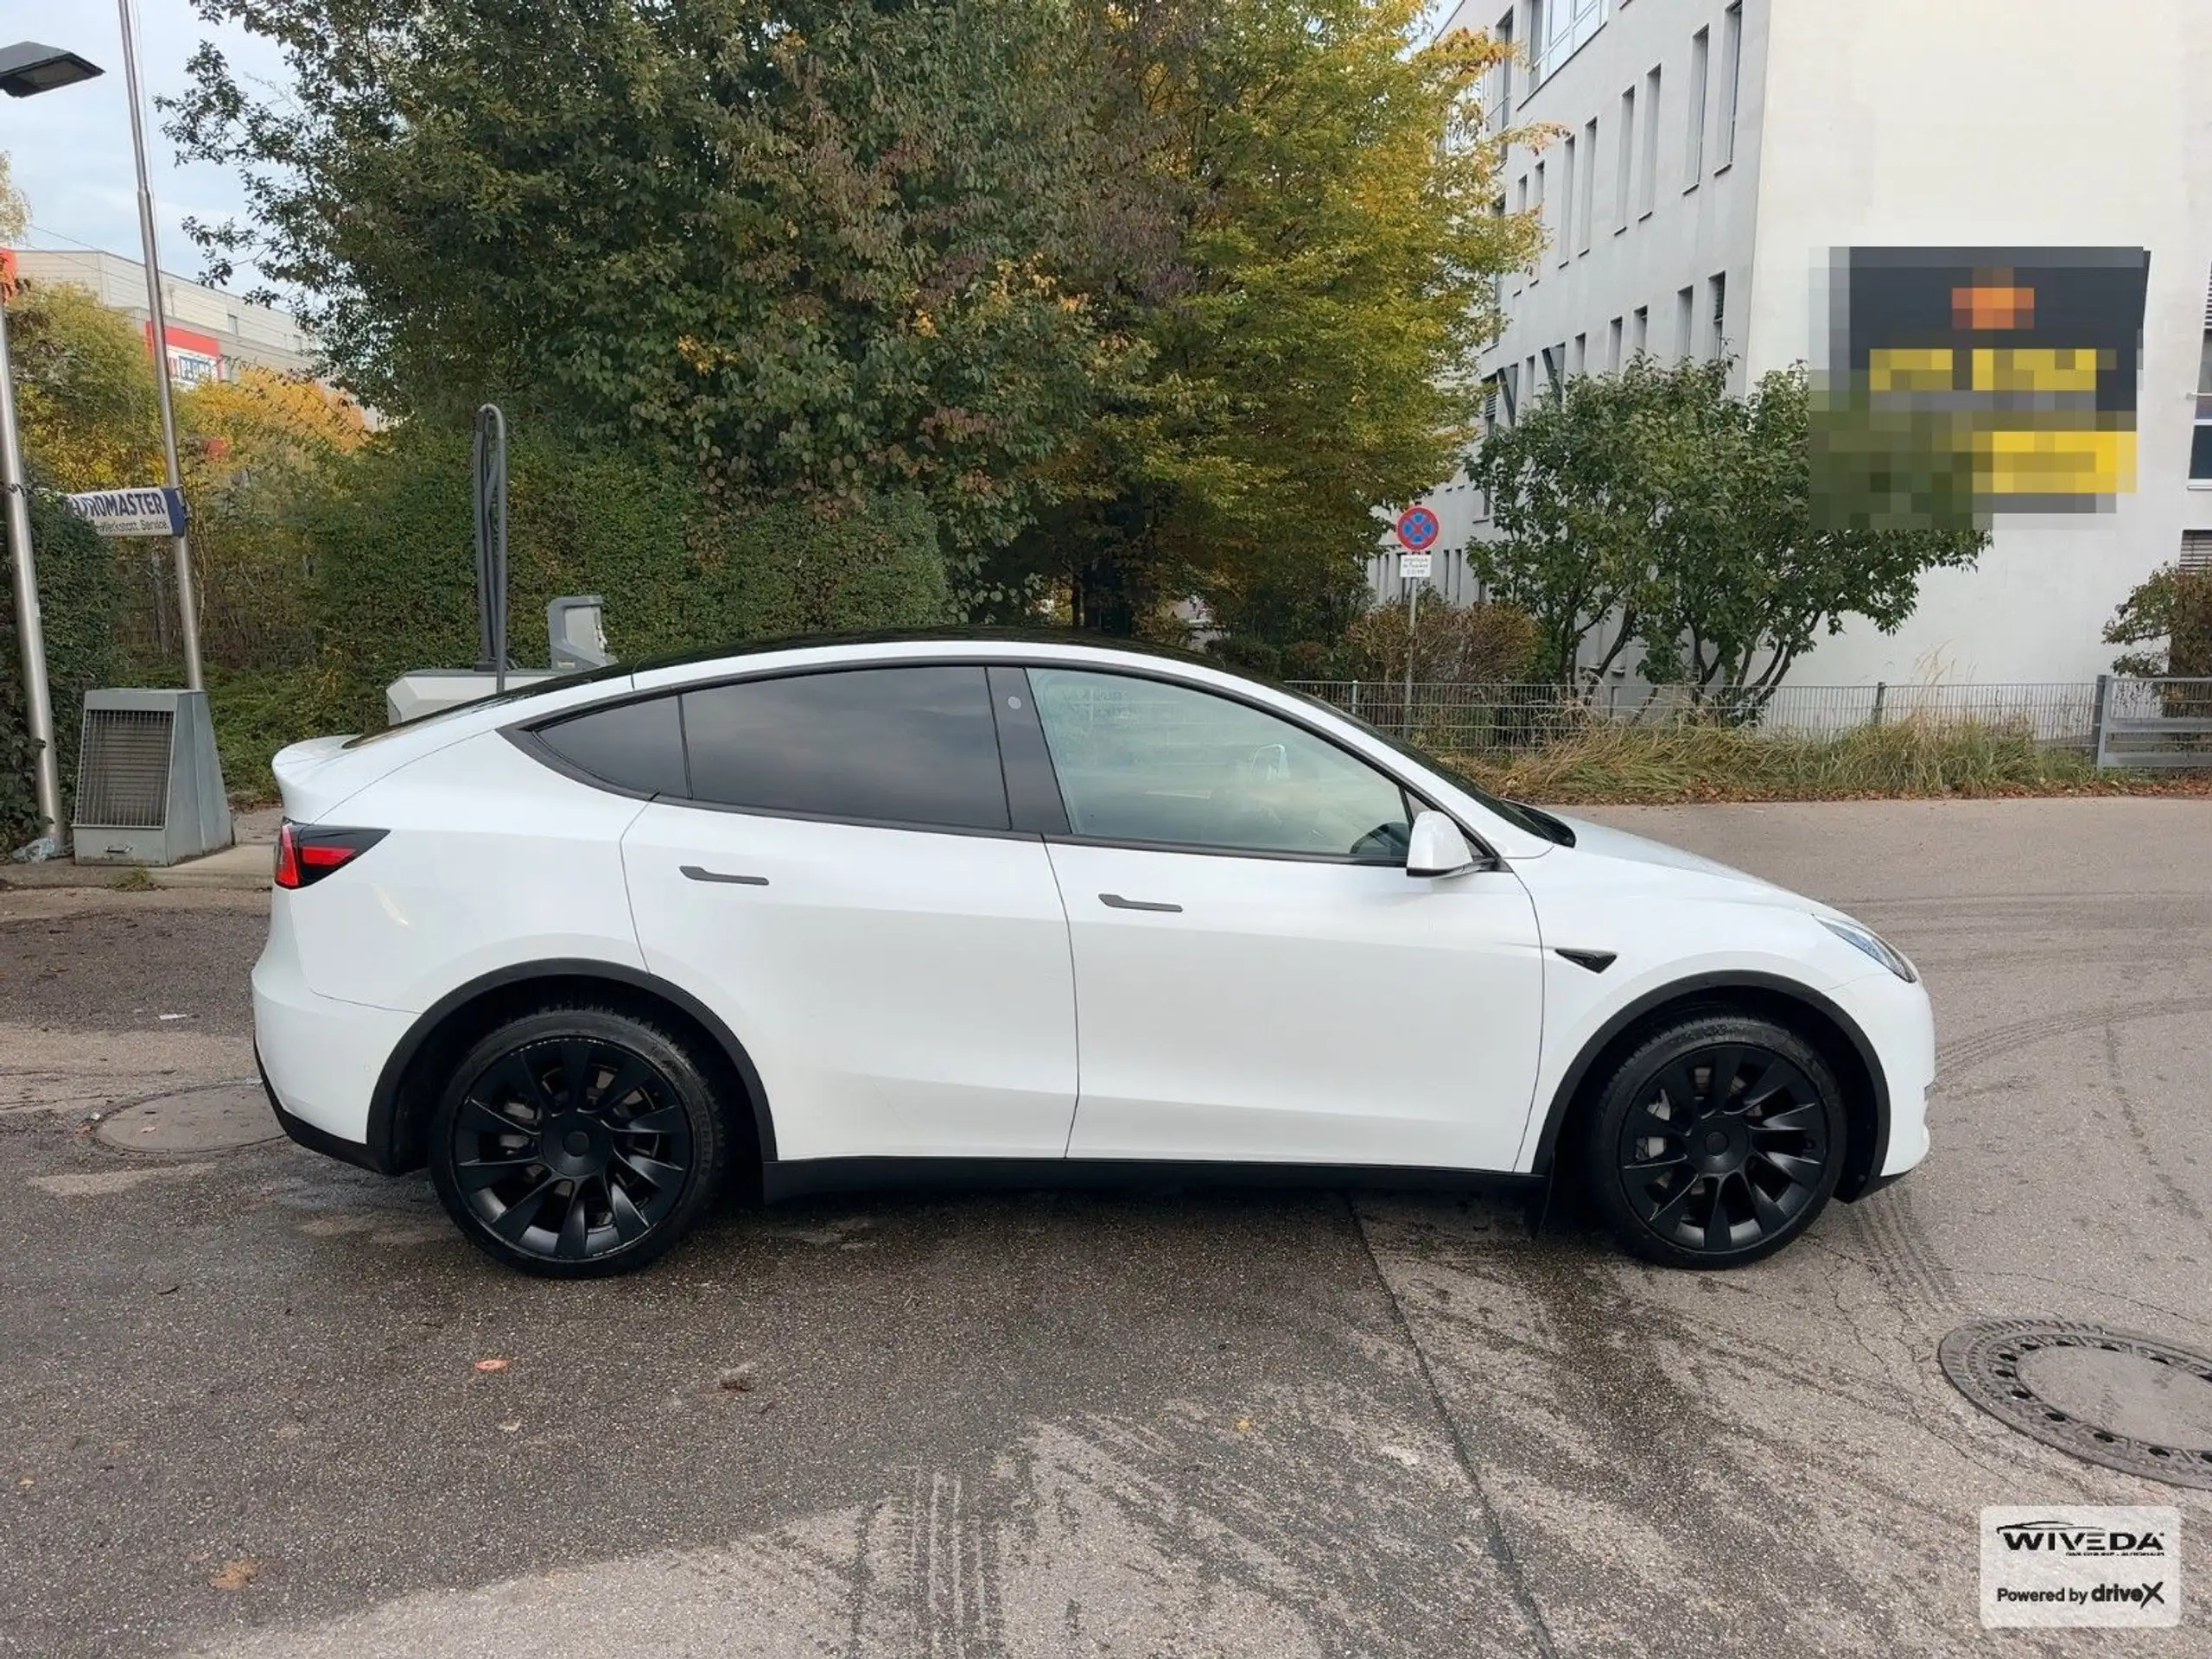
(682, 864), (768, 887)
(1099, 893), (1180, 912)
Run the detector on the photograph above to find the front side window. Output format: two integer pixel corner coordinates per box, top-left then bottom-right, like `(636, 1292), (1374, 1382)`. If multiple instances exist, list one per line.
(1029, 669), (1411, 861)
(681, 665), (1009, 831)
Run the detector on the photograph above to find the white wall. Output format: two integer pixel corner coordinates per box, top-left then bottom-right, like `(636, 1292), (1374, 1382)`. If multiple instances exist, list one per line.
(1748, 0), (2212, 685)
(1408, 0), (2212, 688)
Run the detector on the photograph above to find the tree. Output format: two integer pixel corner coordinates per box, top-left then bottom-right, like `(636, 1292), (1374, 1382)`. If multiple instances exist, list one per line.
(0, 151), (26, 242)
(1468, 358), (1986, 702)
(991, 0), (1543, 639)
(2104, 562), (2212, 677)
(2, 282), (163, 492)
(168, 0), (1130, 553)
(181, 367), (367, 484)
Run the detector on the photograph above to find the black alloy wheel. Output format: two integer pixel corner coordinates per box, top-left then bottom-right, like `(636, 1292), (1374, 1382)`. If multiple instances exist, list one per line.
(428, 1007), (727, 1277)
(1580, 1014), (1846, 1268)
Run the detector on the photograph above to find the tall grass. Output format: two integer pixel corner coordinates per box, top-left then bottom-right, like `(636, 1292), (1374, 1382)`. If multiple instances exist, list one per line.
(1450, 714), (2122, 804)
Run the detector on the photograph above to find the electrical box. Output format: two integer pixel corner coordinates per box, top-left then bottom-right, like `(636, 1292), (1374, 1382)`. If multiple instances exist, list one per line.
(71, 689), (233, 866)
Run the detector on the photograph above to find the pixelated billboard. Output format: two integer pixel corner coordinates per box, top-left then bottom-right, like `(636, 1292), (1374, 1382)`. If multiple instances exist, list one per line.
(1812, 247), (2152, 530)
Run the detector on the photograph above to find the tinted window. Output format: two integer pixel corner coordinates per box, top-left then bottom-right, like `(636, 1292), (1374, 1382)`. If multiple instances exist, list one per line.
(535, 695), (689, 796)
(1029, 669), (1410, 860)
(681, 666), (1009, 830)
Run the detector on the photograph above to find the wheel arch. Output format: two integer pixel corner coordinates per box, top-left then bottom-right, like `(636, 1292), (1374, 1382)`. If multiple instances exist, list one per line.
(365, 959), (776, 1179)
(1530, 970), (1891, 1205)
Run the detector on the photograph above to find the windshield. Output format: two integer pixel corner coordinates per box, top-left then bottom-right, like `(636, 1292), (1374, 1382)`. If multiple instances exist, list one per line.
(1291, 691), (1573, 845)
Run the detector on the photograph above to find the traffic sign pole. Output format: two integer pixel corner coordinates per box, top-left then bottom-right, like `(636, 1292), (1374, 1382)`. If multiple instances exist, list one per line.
(1391, 505), (1441, 739)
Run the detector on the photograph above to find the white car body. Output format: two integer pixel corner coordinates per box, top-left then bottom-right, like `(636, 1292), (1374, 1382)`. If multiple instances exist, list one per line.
(252, 635), (1932, 1266)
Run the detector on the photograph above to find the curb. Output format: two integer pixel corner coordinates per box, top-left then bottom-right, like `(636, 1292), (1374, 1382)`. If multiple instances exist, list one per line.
(2, 843), (274, 893)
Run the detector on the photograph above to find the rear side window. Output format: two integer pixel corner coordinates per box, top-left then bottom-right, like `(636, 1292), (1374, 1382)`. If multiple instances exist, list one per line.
(536, 695), (688, 796)
(680, 666), (1010, 831)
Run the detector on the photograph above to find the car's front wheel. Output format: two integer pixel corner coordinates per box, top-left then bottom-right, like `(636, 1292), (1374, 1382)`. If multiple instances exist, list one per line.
(428, 1006), (728, 1277)
(1580, 1013), (1846, 1268)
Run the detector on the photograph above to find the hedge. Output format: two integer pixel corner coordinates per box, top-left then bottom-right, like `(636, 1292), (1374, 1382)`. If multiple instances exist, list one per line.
(303, 424), (954, 733)
(1, 488), (123, 850)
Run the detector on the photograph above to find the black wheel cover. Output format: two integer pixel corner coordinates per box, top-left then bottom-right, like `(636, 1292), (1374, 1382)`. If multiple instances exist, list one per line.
(449, 1036), (695, 1262)
(1614, 1043), (1834, 1255)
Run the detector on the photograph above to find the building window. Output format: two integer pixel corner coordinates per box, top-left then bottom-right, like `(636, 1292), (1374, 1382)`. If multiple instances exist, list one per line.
(1616, 89), (1636, 230)
(1541, 345), (1564, 398)
(1639, 67), (1662, 215)
(1607, 315), (1624, 371)
(2180, 530), (2212, 570)
(1685, 27), (1709, 184)
(1631, 305), (1649, 355)
(1532, 0), (1611, 86)
(1579, 118), (1599, 252)
(1573, 333), (1588, 376)
(1488, 10), (1514, 130)
(1558, 137), (1575, 268)
(1675, 286), (1694, 360)
(1708, 272), (1727, 360)
(2193, 283), (2212, 481)
(1532, 162), (1547, 280)
(1717, 3), (1743, 168)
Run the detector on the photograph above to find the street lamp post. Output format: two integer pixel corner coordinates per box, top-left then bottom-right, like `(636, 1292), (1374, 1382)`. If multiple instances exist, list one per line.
(0, 39), (105, 857)
(116, 0), (203, 691)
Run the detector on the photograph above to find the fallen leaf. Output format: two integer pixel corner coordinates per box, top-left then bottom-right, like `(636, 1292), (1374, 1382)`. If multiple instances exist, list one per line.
(473, 1357), (509, 1374)
(16, 1477), (31, 1488)
(498, 1420), (521, 1433)
(1234, 1417), (1253, 1433)
(156, 1284), (180, 1296)
(210, 1559), (258, 1591)
(718, 1366), (756, 1393)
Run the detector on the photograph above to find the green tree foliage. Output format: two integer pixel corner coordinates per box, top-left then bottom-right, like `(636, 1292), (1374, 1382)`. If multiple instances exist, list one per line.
(995, 0), (1541, 641)
(2104, 561), (2212, 677)
(1467, 358), (1986, 701)
(301, 425), (951, 733)
(171, 0), (1541, 626)
(2, 282), (163, 491)
(1, 487), (124, 848)
(169, 0), (1127, 553)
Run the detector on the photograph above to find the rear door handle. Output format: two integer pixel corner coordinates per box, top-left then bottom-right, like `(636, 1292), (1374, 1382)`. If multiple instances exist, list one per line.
(1099, 893), (1180, 912)
(682, 864), (768, 887)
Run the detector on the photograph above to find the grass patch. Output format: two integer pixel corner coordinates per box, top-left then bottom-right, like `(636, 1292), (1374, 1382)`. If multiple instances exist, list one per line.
(1446, 717), (2208, 804)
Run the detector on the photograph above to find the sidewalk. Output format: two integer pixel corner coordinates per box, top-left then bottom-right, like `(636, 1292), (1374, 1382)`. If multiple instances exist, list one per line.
(1, 806), (279, 892)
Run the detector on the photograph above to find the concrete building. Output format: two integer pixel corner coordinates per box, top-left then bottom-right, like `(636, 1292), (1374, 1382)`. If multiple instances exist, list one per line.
(6, 246), (315, 387)
(1387, 0), (2212, 686)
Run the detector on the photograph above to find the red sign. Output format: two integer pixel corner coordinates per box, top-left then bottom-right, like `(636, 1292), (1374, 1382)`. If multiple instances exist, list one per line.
(1394, 505), (1440, 552)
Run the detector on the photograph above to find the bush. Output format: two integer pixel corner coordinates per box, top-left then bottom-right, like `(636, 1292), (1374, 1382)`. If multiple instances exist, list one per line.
(300, 423), (953, 734)
(1339, 596), (1537, 686)
(2104, 562), (2212, 677)
(1, 488), (124, 849)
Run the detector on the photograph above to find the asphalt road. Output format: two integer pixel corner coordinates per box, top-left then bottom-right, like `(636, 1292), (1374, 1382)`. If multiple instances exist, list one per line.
(2, 798), (2207, 1657)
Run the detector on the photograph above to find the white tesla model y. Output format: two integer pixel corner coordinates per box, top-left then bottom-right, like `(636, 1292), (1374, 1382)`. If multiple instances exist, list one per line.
(253, 634), (1932, 1276)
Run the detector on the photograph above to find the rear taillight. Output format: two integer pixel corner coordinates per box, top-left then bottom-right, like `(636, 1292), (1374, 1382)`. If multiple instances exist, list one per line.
(274, 822), (389, 890)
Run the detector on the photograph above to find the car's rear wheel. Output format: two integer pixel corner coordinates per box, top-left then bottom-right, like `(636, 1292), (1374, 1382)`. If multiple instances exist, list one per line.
(428, 1006), (728, 1277)
(1580, 1013), (1845, 1268)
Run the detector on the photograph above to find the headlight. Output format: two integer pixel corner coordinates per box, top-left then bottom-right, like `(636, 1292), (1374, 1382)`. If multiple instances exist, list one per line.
(1819, 916), (1916, 982)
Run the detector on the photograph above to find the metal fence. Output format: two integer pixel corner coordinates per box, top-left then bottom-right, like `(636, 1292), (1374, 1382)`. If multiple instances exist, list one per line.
(1286, 679), (2108, 755)
(2092, 677), (2212, 768)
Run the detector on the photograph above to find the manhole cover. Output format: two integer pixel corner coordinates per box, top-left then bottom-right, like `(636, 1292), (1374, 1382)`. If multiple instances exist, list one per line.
(96, 1084), (281, 1154)
(1940, 1319), (2212, 1490)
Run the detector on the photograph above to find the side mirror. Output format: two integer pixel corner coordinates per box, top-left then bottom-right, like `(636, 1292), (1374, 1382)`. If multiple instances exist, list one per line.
(1406, 810), (1480, 878)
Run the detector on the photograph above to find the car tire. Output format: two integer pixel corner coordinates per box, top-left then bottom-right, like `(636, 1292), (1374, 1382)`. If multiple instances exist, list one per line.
(1580, 1012), (1846, 1268)
(428, 1005), (729, 1278)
